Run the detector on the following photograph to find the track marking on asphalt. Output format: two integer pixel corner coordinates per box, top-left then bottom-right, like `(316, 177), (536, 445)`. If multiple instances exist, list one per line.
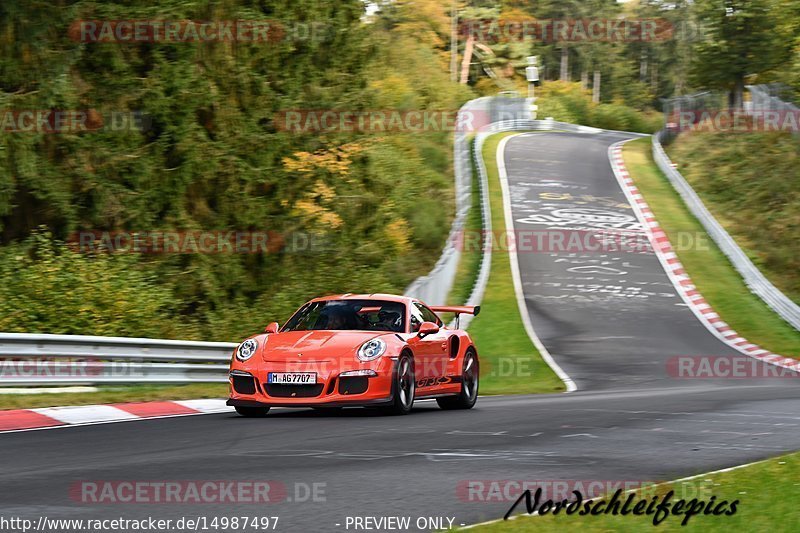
(607, 139), (800, 374)
(32, 405), (139, 425)
(576, 407), (800, 419)
(173, 399), (231, 413)
(497, 133), (577, 393)
(0, 399), (235, 434)
(627, 417), (795, 427)
(0, 410), (225, 435)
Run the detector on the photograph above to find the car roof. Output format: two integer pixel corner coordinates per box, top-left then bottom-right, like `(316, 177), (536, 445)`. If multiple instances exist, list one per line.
(309, 293), (414, 304)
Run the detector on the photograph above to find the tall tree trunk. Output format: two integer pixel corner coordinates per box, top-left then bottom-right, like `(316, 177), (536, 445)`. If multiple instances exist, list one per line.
(732, 76), (745, 110)
(560, 46), (569, 81)
(651, 62), (659, 92)
(459, 33), (474, 84)
(449, 1), (458, 82)
(640, 51), (648, 82)
(592, 70), (601, 103)
(581, 69), (588, 90)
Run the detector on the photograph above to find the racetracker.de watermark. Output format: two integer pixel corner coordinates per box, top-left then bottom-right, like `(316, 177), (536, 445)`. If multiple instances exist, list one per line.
(0, 357), (191, 381)
(67, 231), (328, 254)
(667, 356), (800, 379)
(70, 481), (326, 504)
(667, 110), (800, 133)
(450, 229), (712, 254)
(230, 357), (533, 380)
(453, 229), (652, 254)
(273, 109), (530, 134)
(0, 110), (149, 134)
(457, 479), (713, 502)
(69, 20), (332, 43)
(0, 358), (105, 379)
(459, 18), (674, 42)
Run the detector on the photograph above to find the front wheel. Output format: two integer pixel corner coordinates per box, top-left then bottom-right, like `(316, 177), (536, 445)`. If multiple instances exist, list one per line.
(381, 354), (415, 415)
(437, 349), (479, 410)
(234, 405), (270, 417)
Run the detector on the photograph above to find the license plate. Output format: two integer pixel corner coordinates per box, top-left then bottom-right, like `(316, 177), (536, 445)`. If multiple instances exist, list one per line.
(268, 372), (316, 385)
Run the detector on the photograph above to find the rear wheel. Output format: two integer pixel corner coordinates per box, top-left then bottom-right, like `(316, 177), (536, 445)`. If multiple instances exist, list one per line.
(234, 406), (270, 417)
(381, 353), (415, 415)
(437, 349), (479, 410)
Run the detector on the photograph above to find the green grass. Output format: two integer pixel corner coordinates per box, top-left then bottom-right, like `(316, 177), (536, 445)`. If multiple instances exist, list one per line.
(469, 450), (800, 532)
(467, 133), (565, 395)
(0, 383), (228, 410)
(667, 131), (799, 303)
(623, 138), (800, 357)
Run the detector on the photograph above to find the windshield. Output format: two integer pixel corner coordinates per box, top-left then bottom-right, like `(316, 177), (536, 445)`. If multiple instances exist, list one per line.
(282, 300), (406, 333)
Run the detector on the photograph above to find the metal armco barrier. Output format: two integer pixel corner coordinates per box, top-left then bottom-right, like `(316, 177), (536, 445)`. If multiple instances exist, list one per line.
(652, 129), (800, 331)
(403, 95), (538, 323)
(747, 84), (800, 136)
(0, 333), (236, 386)
(403, 97), (494, 308)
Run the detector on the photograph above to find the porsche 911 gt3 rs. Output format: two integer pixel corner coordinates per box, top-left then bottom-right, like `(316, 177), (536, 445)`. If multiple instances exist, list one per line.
(226, 294), (480, 416)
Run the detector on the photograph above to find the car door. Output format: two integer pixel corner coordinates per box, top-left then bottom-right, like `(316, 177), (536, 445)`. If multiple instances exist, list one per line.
(407, 302), (449, 385)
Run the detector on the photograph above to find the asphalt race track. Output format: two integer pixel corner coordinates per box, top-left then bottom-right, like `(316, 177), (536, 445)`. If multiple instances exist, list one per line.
(2, 132), (799, 531)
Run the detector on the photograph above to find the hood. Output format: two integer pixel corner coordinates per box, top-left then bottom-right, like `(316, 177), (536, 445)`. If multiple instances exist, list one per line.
(259, 330), (388, 361)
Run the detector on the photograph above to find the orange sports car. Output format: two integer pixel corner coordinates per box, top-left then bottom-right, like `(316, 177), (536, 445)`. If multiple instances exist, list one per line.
(226, 294), (480, 416)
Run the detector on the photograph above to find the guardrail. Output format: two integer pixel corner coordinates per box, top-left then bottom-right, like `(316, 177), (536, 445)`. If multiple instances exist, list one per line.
(402, 97), (493, 307)
(0, 333), (235, 386)
(651, 130), (800, 331)
(401, 95), (539, 325)
(748, 84), (800, 137)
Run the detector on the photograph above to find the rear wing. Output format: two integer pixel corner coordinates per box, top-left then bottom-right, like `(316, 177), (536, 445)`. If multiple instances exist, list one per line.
(430, 305), (480, 317)
(429, 306), (480, 329)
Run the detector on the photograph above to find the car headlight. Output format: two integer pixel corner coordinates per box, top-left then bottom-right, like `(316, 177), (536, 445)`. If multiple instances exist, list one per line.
(236, 338), (258, 361)
(357, 338), (386, 361)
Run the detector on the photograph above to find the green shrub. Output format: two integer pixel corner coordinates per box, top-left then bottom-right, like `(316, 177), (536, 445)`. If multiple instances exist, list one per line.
(535, 81), (662, 133)
(668, 131), (800, 303)
(0, 229), (198, 338)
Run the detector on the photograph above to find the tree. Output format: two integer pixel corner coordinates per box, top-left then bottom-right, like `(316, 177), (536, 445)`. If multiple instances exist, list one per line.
(691, 0), (791, 109)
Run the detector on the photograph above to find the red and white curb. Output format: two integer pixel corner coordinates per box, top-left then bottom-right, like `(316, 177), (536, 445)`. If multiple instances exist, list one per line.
(609, 141), (799, 373)
(0, 399), (231, 433)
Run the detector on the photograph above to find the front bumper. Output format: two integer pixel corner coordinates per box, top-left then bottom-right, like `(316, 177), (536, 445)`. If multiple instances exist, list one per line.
(227, 397), (393, 408)
(227, 357), (395, 407)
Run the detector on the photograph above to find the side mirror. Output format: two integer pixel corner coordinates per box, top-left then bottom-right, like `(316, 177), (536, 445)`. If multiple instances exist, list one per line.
(418, 321), (440, 337)
(264, 322), (280, 334)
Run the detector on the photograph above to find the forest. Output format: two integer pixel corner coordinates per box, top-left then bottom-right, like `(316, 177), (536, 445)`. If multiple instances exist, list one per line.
(1, 0), (797, 340)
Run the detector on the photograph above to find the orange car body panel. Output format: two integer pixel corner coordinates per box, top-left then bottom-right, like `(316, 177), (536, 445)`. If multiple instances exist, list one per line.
(227, 294), (477, 408)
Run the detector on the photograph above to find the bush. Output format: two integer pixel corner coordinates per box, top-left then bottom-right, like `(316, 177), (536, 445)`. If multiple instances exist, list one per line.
(534, 81), (663, 134)
(668, 131), (800, 302)
(0, 230), (199, 339)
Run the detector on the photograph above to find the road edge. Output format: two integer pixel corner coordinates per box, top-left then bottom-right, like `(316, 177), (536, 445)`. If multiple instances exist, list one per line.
(496, 133), (577, 393)
(608, 139), (799, 373)
(0, 399), (231, 434)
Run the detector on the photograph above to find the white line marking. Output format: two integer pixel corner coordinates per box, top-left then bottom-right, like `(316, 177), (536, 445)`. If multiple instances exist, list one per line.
(0, 410), (230, 435)
(606, 140), (797, 373)
(32, 405), (139, 425)
(497, 133), (577, 393)
(174, 399), (231, 413)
